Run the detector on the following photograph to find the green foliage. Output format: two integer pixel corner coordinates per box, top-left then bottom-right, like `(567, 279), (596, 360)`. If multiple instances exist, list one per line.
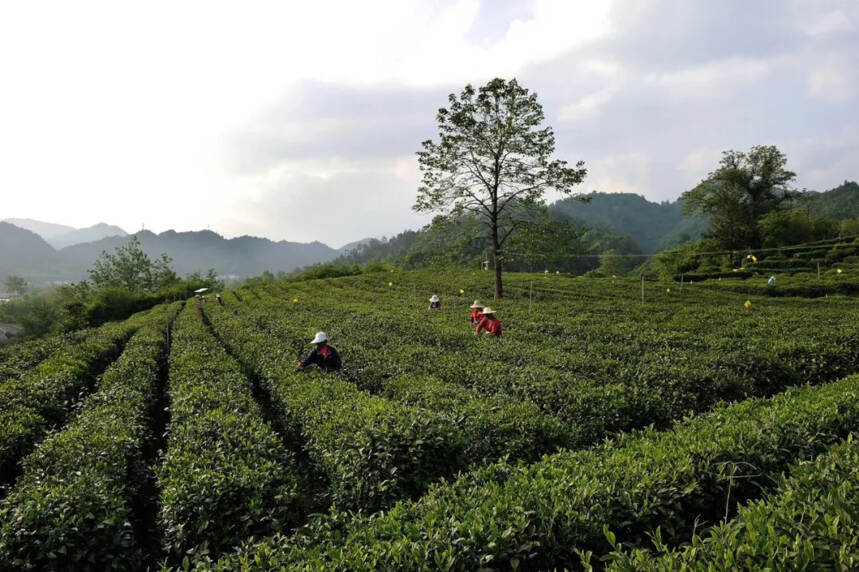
(156, 305), (299, 561)
(89, 236), (178, 293)
(758, 206), (837, 247)
(0, 317), (145, 480)
(594, 249), (636, 277)
(204, 302), (474, 512)
(203, 375), (859, 571)
(414, 78), (587, 297)
(3, 269), (859, 570)
(0, 303), (179, 571)
(604, 435), (859, 570)
(682, 145), (797, 250)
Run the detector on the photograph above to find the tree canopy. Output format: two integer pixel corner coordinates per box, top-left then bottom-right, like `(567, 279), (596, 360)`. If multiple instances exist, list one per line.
(682, 145), (797, 250)
(414, 78), (587, 297)
(88, 235), (178, 292)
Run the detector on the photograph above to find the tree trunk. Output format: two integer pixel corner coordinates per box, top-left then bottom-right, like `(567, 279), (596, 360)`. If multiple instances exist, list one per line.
(492, 220), (503, 298)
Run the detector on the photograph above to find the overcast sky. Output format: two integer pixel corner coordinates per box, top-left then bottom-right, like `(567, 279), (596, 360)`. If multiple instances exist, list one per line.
(1, 1), (857, 247)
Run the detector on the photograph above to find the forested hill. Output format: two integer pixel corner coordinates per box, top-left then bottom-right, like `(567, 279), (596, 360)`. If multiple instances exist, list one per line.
(551, 193), (707, 251)
(806, 180), (859, 220)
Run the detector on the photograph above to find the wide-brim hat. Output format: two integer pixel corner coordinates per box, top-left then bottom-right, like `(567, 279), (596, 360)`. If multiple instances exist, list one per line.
(469, 300), (484, 309)
(429, 295), (440, 302)
(481, 307), (496, 315)
(310, 331), (328, 344)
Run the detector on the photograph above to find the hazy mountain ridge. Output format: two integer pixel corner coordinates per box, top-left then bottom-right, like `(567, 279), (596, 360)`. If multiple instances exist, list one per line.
(2, 218), (128, 249)
(0, 225), (340, 282)
(0, 223), (60, 280)
(2, 218), (77, 239)
(50, 223), (128, 249)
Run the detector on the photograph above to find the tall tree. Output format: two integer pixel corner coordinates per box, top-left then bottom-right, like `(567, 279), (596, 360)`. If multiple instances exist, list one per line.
(682, 145), (797, 250)
(414, 78), (587, 297)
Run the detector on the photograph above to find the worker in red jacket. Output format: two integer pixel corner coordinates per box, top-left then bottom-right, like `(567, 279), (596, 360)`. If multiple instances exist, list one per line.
(475, 307), (502, 337)
(469, 300), (484, 323)
(295, 331), (342, 372)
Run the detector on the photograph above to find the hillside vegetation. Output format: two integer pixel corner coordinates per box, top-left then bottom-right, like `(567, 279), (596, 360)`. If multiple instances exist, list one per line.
(0, 269), (858, 569)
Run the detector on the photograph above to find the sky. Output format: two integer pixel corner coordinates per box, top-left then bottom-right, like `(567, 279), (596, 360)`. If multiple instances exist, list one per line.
(1, 0), (857, 248)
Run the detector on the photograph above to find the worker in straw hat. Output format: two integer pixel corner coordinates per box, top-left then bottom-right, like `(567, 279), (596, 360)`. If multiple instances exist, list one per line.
(428, 294), (442, 310)
(295, 331), (342, 372)
(469, 300), (484, 324)
(475, 307), (502, 337)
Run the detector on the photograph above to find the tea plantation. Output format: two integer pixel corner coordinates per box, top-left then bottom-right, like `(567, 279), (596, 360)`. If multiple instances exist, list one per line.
(1, 270), (858, 570)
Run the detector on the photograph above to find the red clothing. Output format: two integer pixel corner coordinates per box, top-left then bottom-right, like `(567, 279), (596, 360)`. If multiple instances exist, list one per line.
(475, 315), (502, 337)
(470, 309), (483, 323)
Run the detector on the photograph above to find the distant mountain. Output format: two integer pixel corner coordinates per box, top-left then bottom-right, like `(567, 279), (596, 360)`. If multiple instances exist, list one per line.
(2, 218), (76, 239)
(550, 193), (708, 252)
(0, 226), (341, 283)
(2, 218), (128, 248)
(49, 223), (127, 249)
(0, 222), (60, 279)
(58, 230), (340, 279)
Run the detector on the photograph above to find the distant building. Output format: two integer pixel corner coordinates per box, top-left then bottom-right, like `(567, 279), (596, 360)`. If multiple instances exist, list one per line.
(0, 292), (21, 303)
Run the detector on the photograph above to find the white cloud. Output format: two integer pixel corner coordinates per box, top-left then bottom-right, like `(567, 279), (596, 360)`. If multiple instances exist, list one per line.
(218, 155), (428, 245)
(806, 55), (855, 103)
(644, 57), (774, 98)
(797, 7), (852, 36)
(559, 86), (619, 121)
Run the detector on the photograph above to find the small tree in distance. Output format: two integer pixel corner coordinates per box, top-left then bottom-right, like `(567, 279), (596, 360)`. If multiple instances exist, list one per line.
(89, 235), (178, 292)
(4, 275), (29, 296)
(414, 78), (587, 298)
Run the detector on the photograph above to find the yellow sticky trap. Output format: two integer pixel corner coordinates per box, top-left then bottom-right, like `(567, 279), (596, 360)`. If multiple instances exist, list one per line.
(744, 300), (752, 309)
(388, 282), (393, 287)
(459, 289), (465, 295)
(666, 288), (670, 293)
(292, 298), (299, 303)
(837, 269), (843, 274)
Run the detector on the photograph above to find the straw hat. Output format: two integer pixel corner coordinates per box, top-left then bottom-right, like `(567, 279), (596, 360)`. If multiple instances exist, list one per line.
(429, 294), (440, 302)
(481, 307), (496, 315)
(469, 300), (484, 309)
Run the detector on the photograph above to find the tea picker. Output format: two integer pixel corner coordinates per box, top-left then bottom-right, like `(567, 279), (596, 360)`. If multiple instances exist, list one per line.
(469, 300), (484, 324)
(475, 307), (502, 337)
(428, 294), (441, 310)
(295, 331), (342, 372)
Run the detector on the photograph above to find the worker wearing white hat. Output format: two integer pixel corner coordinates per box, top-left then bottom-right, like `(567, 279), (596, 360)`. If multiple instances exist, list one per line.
(295, 331), (342, 372)
(428, 294), (441, 310)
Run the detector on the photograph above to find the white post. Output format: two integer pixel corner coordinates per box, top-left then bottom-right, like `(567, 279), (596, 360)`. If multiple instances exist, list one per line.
(529, 281), (534, 314)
